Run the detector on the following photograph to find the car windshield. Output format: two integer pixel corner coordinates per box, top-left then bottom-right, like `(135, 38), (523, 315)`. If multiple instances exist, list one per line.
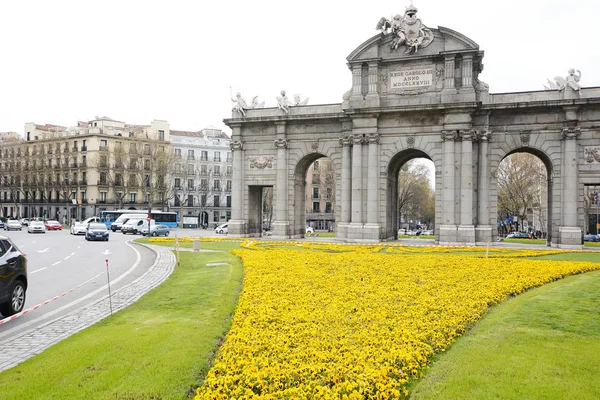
(89, 223), (106, 230)
(31, 221), (44, 227)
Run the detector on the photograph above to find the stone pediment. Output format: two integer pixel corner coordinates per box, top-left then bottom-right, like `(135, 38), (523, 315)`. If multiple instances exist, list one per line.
(347, 27), (480, 63)
(344, 17), (487, 108)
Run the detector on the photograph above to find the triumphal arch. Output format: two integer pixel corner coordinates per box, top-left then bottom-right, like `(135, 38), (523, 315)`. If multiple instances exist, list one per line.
(225, 4), (600, 248)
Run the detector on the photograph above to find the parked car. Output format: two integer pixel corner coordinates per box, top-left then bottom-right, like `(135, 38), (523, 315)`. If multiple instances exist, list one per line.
(215, 223), (228, 234)
(70, 221), (88, 235)
(142, 224), (170, 237)
(0, 220), (4, 230)
(506, 232), (531, 239)
(5, 220), (22, 231)
(85, 223), (109, 241)
(121, 219), (146, 235)
(306, 226), (314, 234)
(0, 236), (28, 316)
(27, 221), (46, 234)
(44, 220), (63, 231)
(583, 234), (600, 242)
(20, 218), (30, 226)
(421, 230), (434, 235)
(111, 213), (149, 232)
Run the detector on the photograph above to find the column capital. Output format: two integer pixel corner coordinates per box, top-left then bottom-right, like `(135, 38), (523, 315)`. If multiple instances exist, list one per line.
(459, 129), (476, 141)
(274, 139), (288, 149)
(230, 140), (243, 151)
(441, 130), (457, 141)
(476, 130), (491, 142)
(561, 127), (581, 140)
(351, 134), (366, 145)
(367, 133), (380, 144)
(339, 136), (352, 147)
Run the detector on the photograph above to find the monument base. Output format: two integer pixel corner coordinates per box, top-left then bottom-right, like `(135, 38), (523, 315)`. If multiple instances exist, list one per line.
(270, 220), (290, 239)
(457, 224), (476, 245)
(362, 223), (381, 241)
(347, 223), (364, 240)
(336, 222), (349, 240)
(475, 225), (494, 245)
(558, 226), (583, 249)
(226, 219), (246, 238)
(438, 224), (457, 245)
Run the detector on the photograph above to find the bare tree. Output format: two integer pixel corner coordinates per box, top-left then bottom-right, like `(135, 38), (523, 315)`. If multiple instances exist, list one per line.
(497, 153), (546, 232)
(397, 160), (432, 229)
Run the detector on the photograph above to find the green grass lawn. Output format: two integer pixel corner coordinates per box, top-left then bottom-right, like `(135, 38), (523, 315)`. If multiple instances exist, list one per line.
(0, 243), (243, 399)
(410, 269), (600, 399)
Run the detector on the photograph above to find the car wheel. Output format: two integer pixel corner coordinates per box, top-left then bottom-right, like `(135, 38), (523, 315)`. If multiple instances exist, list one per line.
(105, 238), (109, 241)
(0, 280), (26, 316)
(152, 231), (158, 237)
(165, 231), (169, 237)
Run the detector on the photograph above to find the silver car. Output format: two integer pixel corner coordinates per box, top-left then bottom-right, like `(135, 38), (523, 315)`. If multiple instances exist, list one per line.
(142, 224), (170, 237)
(5, 220), (22, 231)
(27, 221), (46, 234)
(70, 221), (88, 235)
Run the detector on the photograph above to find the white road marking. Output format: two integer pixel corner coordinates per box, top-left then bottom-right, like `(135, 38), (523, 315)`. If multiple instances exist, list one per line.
(51, 261), (61, 266)
(64, 255), (71, 260)
(37, 247), (50, 253)
(206, 262), (228, 266)
(77, 246), (81, 249)
(70, 252), (75, 256)
(31, 267), (47, 274)
(101, 249), (112, 255)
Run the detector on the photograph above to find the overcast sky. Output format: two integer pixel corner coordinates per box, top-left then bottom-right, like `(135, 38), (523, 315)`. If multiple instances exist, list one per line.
(1, 0), (598, 136)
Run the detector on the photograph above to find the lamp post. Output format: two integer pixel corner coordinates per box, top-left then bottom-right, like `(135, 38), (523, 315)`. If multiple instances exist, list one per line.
(595, 190), (599, 235)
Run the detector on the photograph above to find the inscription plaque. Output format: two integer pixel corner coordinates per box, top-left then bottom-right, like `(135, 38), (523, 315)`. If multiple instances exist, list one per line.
(389, 67), (433, 90)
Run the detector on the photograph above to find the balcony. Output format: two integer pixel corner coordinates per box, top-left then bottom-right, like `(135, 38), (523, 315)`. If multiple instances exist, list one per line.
(79, 180), (87, 186)
(187, 155), (195, 160)
(72, 147), (78, 152)
(213, 171), (221, 176)
(71, 163), (78, 168)
(97, 180), (108, 186)
(213, 157), (221, 162)
(200, 156), (208, 161)
(225, 187), (232, 192)
(81, 146), (87, 152)
(99, 146), (108, 152)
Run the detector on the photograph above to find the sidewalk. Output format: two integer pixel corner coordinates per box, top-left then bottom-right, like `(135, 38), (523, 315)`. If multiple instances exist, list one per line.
(0, 244), (176, 373)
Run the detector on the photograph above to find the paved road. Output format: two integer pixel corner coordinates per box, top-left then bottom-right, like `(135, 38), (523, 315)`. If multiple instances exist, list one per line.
(0, 228), (156, 335)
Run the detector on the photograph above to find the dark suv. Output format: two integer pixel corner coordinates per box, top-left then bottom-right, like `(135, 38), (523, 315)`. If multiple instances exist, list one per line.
(0, 236), (28, 317)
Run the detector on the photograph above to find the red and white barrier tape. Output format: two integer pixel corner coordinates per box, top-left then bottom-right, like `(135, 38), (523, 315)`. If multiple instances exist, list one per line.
(0, 271), (105, 326)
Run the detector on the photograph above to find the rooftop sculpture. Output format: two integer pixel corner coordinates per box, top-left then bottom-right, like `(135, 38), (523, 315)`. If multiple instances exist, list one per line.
(544, 69), (582, 94)
(376, 2), (433, 55)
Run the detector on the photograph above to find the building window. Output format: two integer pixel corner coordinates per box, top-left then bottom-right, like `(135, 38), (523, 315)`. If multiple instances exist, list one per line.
(201, 194), (207, 207)
(313, 187), (319, 199)
(187, 164), (194, 175)
(145, 175), (150, 187)
(226, 195), (232, 207)
(201, 150), (208, 161)
(188, 149), (194, 159)
(226, 165), (232, 175)
(130, 193), (136, 203)
(325, 202), (332, 213)
(213, 211), (219, 222)
(81, 191), (86, 202)
(143, 144), (150, 155)
(200, 165), (208, 175)
(158, 130), (165, 141)
(314, 161), (319, 170)
(226, 180), (232, 190)
(200, 179), (208, 190)
(313, 202), (320, 212)
(187, 195), (194, 206)
(214, 180), (221, 191)
(175, 178), (181, 189)
(226, 152), (232, 162)
(100, 140), (107, 150)
(214, 165), (221, 176)
(144, 159), (150, 170)
(214, 195), (220, 207)
(187, 179), (194, 189)
(174, 194), (180, 207)
(214, 151), (221, 162)
(99, 172), (107, 184)
(130, 143), (136, 152)
(175, 148), (181, 158)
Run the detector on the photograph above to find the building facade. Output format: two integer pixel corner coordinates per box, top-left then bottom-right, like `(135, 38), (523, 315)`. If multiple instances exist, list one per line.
(305, 159), (336, 231)
(0, 117), (171, 223)
(169, 127), (232, 229)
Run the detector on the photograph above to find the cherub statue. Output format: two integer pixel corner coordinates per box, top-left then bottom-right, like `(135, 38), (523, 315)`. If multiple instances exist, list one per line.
(543, 69), (582, 94)
(276, 90), (291, 114)
(293, 94), (309, 106)
(250, 96), (265, 109)
(231, 92), (249, 116)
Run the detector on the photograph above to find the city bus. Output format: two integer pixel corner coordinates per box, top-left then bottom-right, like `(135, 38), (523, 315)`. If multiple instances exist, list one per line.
(99, 209), (178, 228)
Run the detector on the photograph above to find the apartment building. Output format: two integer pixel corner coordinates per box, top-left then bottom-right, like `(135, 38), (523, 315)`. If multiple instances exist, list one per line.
(305, 158), (336, 231)
(0, 117), (170, 222)
(169, 127), (232, 229)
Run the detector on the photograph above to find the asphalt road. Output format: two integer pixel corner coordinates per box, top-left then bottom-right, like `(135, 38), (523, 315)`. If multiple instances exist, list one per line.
(0, 227), (156, 337)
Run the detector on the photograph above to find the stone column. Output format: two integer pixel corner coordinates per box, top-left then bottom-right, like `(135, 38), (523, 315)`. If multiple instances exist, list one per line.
(475, 131), (493, 244)
(337, 136), (352, 239)
(439, 130), (457, 244)
(365, 63), (380, 107)
(351, 65), (362, 98)
(461, 56), (473, 88)
(271, 127), (289, 239)
(559, 127), (582, 248)
(458, 130), (475, 244)
(348, 134), (364, 239)
(228, 127), (245, 237)
(364, 133), (380, 239)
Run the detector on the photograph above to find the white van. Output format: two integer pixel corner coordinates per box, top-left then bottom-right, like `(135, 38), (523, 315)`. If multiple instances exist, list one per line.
(215, 223), (228, 234)
(111, 213), (149, 232)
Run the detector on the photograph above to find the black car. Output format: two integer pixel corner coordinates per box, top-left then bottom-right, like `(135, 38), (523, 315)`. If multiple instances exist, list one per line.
(85, 223), (110, 241)
(0, 236), (28, 317)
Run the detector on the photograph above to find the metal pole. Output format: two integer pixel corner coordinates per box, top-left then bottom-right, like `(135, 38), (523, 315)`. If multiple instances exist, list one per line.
(105, 259), (113, 315)
(596, 190), (599, 234)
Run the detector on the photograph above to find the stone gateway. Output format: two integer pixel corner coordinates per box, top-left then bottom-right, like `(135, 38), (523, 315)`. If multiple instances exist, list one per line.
(225, 6), (600, 248)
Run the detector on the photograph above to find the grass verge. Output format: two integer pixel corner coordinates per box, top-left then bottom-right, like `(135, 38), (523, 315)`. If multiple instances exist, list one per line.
(0, 243), (243, 399)
(410, 269), (600, 399)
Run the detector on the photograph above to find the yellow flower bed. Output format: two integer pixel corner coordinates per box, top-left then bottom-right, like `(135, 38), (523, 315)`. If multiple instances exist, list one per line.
(196, 247), (599, 399)
(147, 236), (245, 243)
